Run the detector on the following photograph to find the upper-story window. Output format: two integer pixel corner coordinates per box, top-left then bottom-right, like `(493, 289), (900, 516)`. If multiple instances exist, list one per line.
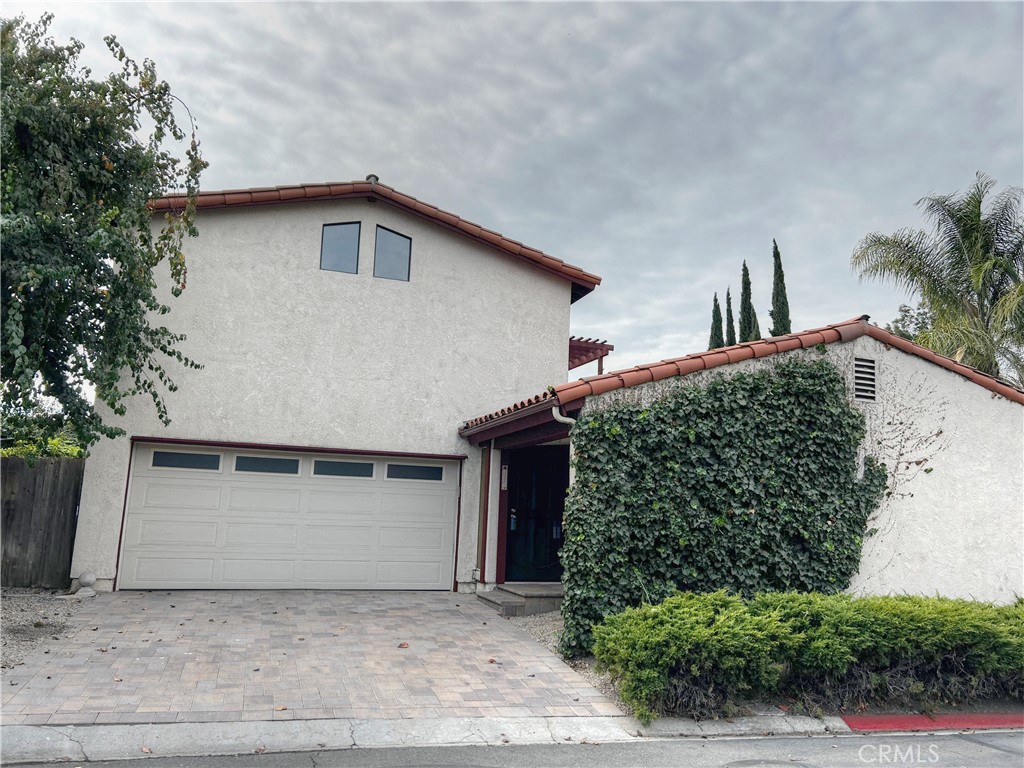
(374, 226), (412, 281)
(320, 222), (360, 274)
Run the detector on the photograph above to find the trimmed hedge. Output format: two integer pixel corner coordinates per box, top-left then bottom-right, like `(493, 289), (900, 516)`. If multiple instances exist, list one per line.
(593, 592), (1024, 723)
(560, 358), (887, 654)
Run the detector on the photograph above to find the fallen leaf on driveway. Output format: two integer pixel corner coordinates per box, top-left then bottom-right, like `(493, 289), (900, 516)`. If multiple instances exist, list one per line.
(141, 746), (152, 754)
(254, 746), (266, 754)
(275, 705), (287, 711)
(397, 642), (409, 649)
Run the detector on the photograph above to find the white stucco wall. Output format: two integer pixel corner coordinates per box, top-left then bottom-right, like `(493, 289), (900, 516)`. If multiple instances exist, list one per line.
(582, 337), (1024, 604)
(73, 199), (573, 589)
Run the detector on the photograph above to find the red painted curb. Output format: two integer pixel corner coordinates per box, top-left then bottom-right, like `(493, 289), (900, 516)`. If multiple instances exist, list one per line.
(842, 713), (1024, 732)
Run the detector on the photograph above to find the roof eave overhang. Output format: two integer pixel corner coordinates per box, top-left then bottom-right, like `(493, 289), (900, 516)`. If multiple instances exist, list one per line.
(459, 399), (556, 446)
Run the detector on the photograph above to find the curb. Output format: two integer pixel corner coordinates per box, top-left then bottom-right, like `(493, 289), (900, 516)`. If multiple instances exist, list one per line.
(842, 713), (1024, 733)
(1, 716), (639, 764)
(638, 713), (850, 738)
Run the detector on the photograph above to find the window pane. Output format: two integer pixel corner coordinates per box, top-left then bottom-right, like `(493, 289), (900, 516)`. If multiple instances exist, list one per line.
(313, 460), (374, 478)
(235, 456), (300, 474)
(374, 226), (411, 281)
(387, 464), (443, 481)
(321, 223), (360, 273)
(153, 451), (220, 470)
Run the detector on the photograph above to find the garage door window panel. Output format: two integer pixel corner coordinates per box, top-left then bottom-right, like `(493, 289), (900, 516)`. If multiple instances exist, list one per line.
(234, 456), (301, 475)
(152, 450), (221, 472)
(386, 464), (444, 481)
(313, 459), (374, 478)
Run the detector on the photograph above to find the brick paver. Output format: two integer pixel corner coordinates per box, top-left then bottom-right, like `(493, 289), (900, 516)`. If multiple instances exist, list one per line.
(1, 591), (617, 725)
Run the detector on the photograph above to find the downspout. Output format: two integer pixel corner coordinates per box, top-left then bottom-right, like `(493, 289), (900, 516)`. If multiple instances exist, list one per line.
(550, 404), (578, 509)
(551, 405), (576, 426)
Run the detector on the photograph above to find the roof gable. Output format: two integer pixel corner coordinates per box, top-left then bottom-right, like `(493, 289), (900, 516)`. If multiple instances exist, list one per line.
(152, 179), (601, 302)
(460, 316), (1024, 441)
(552, 316), (1024, 405)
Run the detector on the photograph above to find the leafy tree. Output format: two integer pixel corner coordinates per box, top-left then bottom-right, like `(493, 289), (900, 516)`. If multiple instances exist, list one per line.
(1, 14), (206, 450)
(708, 293), (725, 350)
(885, 302), (934, 342)
(769, 239), (791, 336)
(725, 288), (736, 346)
(739, 261), (761, 342)
(852, 173), (1024, 385)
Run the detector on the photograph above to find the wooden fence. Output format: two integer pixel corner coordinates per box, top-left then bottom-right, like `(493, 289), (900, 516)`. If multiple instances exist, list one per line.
(1, 457), (85, 588)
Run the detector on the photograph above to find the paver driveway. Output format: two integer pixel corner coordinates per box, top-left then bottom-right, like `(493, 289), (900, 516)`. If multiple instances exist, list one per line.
(1, 591), (619, 726)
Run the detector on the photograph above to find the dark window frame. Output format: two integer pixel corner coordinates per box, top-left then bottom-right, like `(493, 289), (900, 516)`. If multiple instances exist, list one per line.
(373, 225), (412, 282)
(320, 221), (361, 274)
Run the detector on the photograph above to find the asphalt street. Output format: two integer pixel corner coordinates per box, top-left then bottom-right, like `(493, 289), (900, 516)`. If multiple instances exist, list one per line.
(10, 730), (1023, 768)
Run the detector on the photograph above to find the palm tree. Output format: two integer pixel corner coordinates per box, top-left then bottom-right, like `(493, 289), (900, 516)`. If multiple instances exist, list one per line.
(852, 172), (1024, 386)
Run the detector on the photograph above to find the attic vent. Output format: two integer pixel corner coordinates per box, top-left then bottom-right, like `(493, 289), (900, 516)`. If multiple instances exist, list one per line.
(854, 358), (877, 401)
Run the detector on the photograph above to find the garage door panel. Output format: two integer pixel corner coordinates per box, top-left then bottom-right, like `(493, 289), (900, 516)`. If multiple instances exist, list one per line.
(227, 487), (301, 513)
(129, 556), (216, 584)
(297, 559), (373, 586)
(380, 492), (450, 521)
(300, 525), (375, 550)
(224, 522), (298, 549)
(378, 525), (445, 551)
(221, 558), (296, 584)
(119, 444), (459, 590)
(376, 561), (445, 587)
(308, 490), (379, 516)
(142, 483), (222, 510)
(132, 519), (220, 547)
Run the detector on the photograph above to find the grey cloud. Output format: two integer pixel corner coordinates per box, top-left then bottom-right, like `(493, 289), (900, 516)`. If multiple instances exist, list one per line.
(8, 1), (1022, 374)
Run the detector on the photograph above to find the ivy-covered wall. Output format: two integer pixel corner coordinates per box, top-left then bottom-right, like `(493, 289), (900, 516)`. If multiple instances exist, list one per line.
(560, 357), (887, 654)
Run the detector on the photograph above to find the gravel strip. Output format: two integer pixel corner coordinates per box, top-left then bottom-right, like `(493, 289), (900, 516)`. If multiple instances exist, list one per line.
(507, 610), (633, 717)
(1, 587), (88, 669)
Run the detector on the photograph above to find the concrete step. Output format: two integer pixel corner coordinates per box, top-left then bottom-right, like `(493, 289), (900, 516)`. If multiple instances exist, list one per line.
(476, 589), (525, 618)
(478, 582), (563, 617)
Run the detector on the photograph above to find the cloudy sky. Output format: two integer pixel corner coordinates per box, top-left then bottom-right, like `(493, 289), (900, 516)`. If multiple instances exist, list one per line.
(9, 1), (1023, 376)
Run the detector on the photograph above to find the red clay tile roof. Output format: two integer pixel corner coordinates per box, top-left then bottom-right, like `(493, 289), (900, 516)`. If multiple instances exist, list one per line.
(569, 337), (615, 370)
(459, 315), (1024, 438)
(151, 180), (601, 301)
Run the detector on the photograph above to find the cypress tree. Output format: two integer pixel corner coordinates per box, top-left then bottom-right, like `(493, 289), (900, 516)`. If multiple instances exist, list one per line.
(725, 288), (736, 346)
(739, 261), (761, 342)
(708, 293), (725, 349)
(769, 238), (792, 336)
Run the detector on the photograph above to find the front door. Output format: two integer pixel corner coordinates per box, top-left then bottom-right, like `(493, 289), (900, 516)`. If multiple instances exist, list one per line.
(504, 445), (569, 582)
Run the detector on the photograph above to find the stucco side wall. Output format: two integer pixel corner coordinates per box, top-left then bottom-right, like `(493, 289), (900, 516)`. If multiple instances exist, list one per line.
(837, 336), (1023, 604)
(581, 338), (1024, 604)
(73, 199), (572, 588)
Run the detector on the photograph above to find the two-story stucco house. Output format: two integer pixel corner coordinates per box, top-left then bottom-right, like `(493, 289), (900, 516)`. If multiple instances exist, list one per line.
(71, 177), (603, 593)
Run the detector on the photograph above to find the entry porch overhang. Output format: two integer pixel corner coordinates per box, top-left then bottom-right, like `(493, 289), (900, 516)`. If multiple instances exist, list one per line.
(458, 392), (585, 449)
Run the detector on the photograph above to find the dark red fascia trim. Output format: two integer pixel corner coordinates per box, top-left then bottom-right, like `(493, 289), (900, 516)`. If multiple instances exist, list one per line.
(132, 436), (468, 462)
(452, 461), (464, 592)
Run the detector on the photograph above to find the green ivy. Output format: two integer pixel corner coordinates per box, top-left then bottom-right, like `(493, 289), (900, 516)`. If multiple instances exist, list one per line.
(560, 358), (887, 654)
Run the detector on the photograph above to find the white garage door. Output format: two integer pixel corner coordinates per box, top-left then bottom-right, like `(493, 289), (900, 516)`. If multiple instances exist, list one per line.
(118, 443), (459, 590)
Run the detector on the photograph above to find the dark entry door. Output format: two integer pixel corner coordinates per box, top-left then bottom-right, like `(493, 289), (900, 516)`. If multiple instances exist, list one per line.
(504, 445), (569, 582)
